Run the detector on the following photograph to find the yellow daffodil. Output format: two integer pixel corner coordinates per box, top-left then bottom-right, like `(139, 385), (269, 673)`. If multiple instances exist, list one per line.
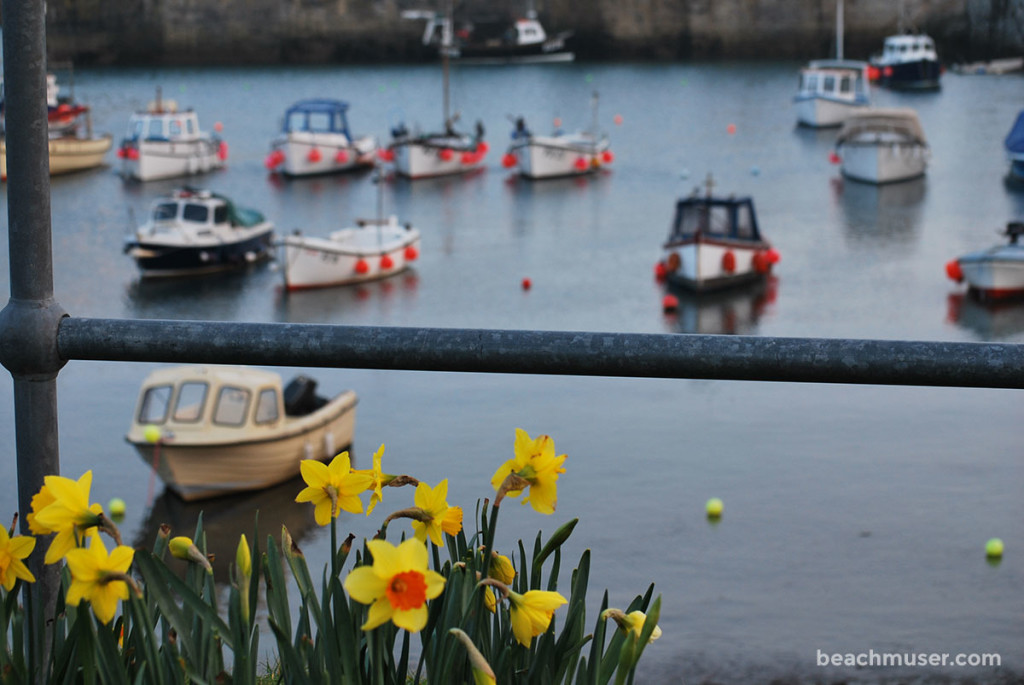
(483, 586), (497, 613)
(507, 589), (567, 646)
(490, 552), (515, 585)
(344, 538), (445, 633)
(65, 533), (136, 625)
(410, 480), (463, 546)
(450, 628), (497, 685)
(295, 452), (374, 526)
(32, 471), (108, 564)
(491, 429), (567, 514)
(603, 608), (663, 644)
(235, 534), (252, 622)
(0, 527), (36, 590)
(26, 484), (55, 535)
(359, 444), (387, 514)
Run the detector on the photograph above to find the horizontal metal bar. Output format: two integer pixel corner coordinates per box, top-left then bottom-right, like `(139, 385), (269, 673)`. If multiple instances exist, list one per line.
(56, 317), (1024, 389)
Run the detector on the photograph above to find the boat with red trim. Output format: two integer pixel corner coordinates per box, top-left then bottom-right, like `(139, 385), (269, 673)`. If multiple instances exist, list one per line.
(946, 222), (1024, 300)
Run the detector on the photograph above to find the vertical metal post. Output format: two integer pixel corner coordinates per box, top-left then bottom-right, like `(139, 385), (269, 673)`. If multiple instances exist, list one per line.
(0, 1), (67, 681)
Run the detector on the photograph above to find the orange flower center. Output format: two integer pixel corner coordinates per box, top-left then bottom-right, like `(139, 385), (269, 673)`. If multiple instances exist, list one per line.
(386, 570), (428, 611)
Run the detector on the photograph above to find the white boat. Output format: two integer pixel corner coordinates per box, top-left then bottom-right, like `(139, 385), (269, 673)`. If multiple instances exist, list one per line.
(869, 33), (942, 90)
(124, 188), (274, 278)
(126, 365), (358, 501)
(278, 215), (421, 291)
(503, 93), (613, 179)
(265, 99), (377, 177)
(117, 90), (226, 181)
(383, 2), (488, 179)
(835, 108), (929, 184)
(794, 0), (871, 128)
(657, 175), (780, 292)
(947, 222), (1024, 300)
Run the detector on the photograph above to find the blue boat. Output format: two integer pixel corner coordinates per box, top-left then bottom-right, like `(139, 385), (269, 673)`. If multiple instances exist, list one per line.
(1005, 110), (1024, 184)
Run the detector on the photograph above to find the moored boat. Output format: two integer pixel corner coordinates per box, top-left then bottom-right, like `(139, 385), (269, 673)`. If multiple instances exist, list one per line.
(126, 365), (358, 501)
(835, 108), (929, 184)
(117, 90), (227, 181)
(1005, 110), (1024, 185)
(502, 93), (613, 179)
(265, 99), (377, 177)
(124, 188), (274, 278)
(868, 33), (942, 90)
(656, 175), (779, 292)
(946, 222), (1024, 300)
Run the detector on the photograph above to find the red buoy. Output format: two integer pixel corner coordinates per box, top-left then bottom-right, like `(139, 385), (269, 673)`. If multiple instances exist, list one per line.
(574, 157), (588, 171)
(521, 277), (532, 290)
(502, 152), (517, 168)
(753, 251), (770, 274)
(217, 141), (229, 161)
(654, 261), (668, 281)
(613, 114), (623, 126)
(116, 147), (127, 159)
(380, 254), (394, 270)
(439, 148), (454, 161)
(128, 147), (140, 160)
(354, 259), (370, 275)
(404, 245), (419, 261)
(767, 248), (780, 264)
(265, 149), (285, 169)
(307, 148), (322, 163)
(477, 141), (490, 154)
(726, 123), (737, 135)
(662, 294), (679, 312)
(829, 151), (841, 165)
(601, 150), (614, 164)
(335, 149), (349, 164)
(378, 148), (395, 162)
(722, 250), (736, 273)
(214, 121), (224, 133)
(945, 260), (963, 282)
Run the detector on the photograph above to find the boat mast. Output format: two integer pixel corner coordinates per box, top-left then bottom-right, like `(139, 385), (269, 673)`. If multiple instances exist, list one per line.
(590, 91), (599, 136)
(441, 0), (452, 126)
(835, 0), (844, 60)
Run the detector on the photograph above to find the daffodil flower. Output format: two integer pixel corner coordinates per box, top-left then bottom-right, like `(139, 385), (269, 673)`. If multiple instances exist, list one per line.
(344, 538), (445, 633)
(491, 428), (567, 514)
(295, 452), (374, 526)
(65, 532), (137, 625)
(353, 444), (420, 516)
(32, 471), (117, 564)
(409, 480), (463, 546)
(489, 551), (515, 585)
(0, 527), (36, 590)
(602, 608), (663, 643)
(506, 589), (568, 646)
(26, 484), (56, 535)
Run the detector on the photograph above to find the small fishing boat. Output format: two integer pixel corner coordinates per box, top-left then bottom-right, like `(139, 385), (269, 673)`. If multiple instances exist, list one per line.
(868, 33), (942, 90)
(126, 365), (358, 501)
(656, 175), (779, 292)
(834, 108), (929, 184)
(264, 99), (377, 177)
(502, 92), (613, 179)
(1005, 110), (1024, 185)
(946, 222), (1024, 300)
(278, 171), (421, 290)
(124, 188), (274, 278)
(117, 89), (227, 181)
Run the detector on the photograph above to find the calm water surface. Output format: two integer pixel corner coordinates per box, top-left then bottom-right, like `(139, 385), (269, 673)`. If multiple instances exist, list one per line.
(1, 62), (1023, 683)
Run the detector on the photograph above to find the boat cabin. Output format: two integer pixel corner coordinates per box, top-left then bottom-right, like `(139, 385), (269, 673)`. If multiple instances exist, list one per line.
(143, 189), (265, 232)
(281, 99), (354, 139)
(124, 102), (204, 143)
(798, 60), (869, 102)
(880, 34), (938, 64)
(667, 194), (764, 245)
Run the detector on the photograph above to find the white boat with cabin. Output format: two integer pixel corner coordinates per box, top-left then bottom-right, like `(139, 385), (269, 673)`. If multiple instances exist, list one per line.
(869, 33), (942, 90)
(947, 222), (1024, 300)
(265, 99), (377, 177)
(503, 92), (613, 179)
(117, 91), (227, 181)
(126, 365), (358, 501)
(835, 108), (929, 184)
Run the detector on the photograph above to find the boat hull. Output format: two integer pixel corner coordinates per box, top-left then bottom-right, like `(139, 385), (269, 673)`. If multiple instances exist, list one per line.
(510, 135), (610, 179)
(274, 132), (377, 177)
(662, 238), (774, 293)
(872, 59), (942, 90)
(280, 222), (421, 290)
(839, 142), (929, 184)
(390, 139), (486, 179)
(958, 246), (1024, 299)
(1, 135), (113, 180)
(121, 137), (224, 181)
(793, 96), (866, 128)
(127, 224), (274, 277)
(129, 390), (357, 501)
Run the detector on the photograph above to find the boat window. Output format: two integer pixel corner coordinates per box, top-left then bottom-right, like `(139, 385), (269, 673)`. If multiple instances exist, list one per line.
(286, 111), (307, 132)
(308, 111), (331, 132)
(127, 118), (144, 141)
(823, 75), (836, 93)
(186, 118), (195, 135)
(214, 205), (228, 224)
(900, 44), (908, 53)
(182, 203), (209, 223)
(169, 118), (182, 137)
(839, 76), (852, 93)
(804, 74), (818, 91)
(152, 203), (178, 221)
(138, 384), (172, 424)
(735, 204), (756, 240)
(146, 118), (164, 140)
(254, 389), (279, 424)
(704, 206), (732, 237)
(173, 382), (208, 422)
(213, 386), (251, 426)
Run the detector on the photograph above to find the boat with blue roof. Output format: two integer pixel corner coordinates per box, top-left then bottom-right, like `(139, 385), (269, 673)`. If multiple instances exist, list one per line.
(265, 99), (377, 177)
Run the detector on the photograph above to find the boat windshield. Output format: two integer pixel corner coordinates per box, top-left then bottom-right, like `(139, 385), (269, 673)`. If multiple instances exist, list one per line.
(182, 203), (209, 223)
(213, 386), (251, 427)
(138, 384), (172, 424)
(152, 202), (178, 221)
(173, 382), (208, 423)
(670, 199), (760, 241)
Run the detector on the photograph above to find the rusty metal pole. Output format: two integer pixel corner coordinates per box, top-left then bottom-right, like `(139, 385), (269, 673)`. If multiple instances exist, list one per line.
(0, 1), (67, 681)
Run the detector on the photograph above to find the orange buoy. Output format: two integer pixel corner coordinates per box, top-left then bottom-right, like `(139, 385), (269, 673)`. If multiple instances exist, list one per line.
(354, 259), (370, 275)
(945, 260), (963, 282)
(521, 277), (532, 290)
(662, 294), (679, 312)
(380, 254), (394, 270)
(553, 117), (562, 128)
(404, 245), (419, 261)
(502, 152), (517, 168)
(722, 250), (736, 273)
(726, 123), (737, 135)
(264, 149), (285, 169)
(307, 148), (322, 163)
(753, 252), (769, 274)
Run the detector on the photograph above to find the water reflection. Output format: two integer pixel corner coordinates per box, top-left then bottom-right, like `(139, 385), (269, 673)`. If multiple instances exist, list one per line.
(834, 176), (926, 247)
(272, 271), (420, 323)
(123, 262), (277, 319)
(663, 277), (778, 335)
(945, 292), (1024, 341)
(133, 476), (317, 585)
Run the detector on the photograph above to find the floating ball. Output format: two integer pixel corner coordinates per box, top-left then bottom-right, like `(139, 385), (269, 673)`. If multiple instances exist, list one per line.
(705, 497), (724, 518)
(108, 498), (126, 518)
(661, 294), (678, 313)
(521, 277), (532, 290)
(750, 165), (760, 176)
(726, 123), (737, 135)
(613, 114), (623, 126)
(143, 424), (162, 444)
(829, 151), (841, 165)
(986, 538), (1004, 559)
(553, 117), (562, 128)
(213, 121), (223, 133)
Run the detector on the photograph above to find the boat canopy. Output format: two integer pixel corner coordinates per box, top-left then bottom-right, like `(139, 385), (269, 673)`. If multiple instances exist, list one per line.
(282, 99), (352, 137)
(836, 108), (927, 145)
(1005, 110), (1024, 156)
(668, 196), (762, 242)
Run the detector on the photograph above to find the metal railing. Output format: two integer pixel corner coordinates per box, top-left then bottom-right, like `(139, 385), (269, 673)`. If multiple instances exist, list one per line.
(2, 1), (1023, 680)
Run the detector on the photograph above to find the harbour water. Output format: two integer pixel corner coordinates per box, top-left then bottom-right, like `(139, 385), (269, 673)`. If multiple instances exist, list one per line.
(1, 62), (1023, 683)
